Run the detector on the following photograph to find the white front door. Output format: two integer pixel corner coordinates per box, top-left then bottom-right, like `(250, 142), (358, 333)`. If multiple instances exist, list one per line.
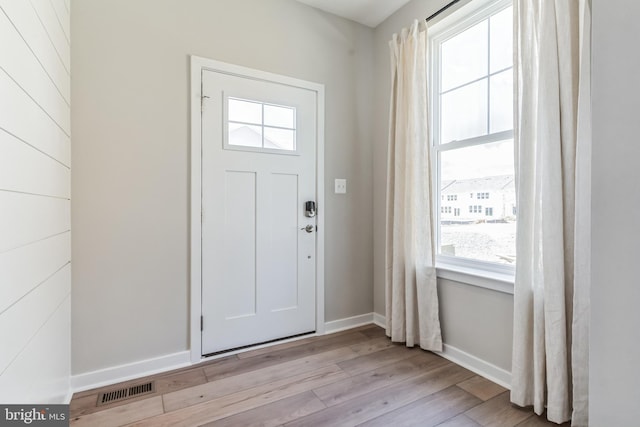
(201, 68), (318, 355)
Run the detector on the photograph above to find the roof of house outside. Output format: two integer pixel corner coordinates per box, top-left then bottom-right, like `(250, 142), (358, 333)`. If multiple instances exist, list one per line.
(441, 175), (514, 193)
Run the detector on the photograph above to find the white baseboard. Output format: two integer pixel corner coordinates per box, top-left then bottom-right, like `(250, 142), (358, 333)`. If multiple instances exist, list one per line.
(70, 313), (377, 394)
(372, 312), (386, 329)
(70, 313), (511, 395)
(373, 314), (511, 389)
(69, 313), (377, 394)
(437, 344), (511, 389)
(324, 313), (374, 334)
(71, 351), (191, 393)
(63, 389), (73, 404)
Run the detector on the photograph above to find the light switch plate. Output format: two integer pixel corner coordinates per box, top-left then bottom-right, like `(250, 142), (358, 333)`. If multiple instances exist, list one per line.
(334, 179), (347, 194)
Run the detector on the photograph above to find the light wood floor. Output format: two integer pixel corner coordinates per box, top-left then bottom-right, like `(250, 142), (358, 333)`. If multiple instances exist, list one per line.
(70, 325), (567, 427)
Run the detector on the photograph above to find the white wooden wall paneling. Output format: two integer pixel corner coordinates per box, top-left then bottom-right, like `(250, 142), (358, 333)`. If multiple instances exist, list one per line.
(48, 0), (70, 43)
(0, 0), (71, 403)
(0, 296), (71, 404)
(27, 0), (70, 71)
(0, 192), (70, 253)
(0, 264), (70, 374)
(0, 71), (70, 166)
(0, 131), (70, 198)
(0, 232), (70, 314)
(0, 11), (70, 134)
(0, 0), (70, 102)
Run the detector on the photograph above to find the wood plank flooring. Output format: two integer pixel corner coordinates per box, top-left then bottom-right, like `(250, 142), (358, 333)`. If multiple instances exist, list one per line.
(70, 325), (568, 427)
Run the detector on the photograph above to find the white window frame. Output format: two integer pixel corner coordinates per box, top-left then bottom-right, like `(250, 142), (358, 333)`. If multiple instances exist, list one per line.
(428, 0), (515, 293)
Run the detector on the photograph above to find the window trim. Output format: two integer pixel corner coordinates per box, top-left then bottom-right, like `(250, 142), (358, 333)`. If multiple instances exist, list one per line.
(437, 263), (514, 295)
(428, 0), (515, 287)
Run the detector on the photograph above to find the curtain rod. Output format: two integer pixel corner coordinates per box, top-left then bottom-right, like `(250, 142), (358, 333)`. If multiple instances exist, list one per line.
(426, 0), (461, 22)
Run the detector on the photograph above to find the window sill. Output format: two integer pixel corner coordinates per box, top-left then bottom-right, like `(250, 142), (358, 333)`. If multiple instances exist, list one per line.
(436, 263), (514, 295)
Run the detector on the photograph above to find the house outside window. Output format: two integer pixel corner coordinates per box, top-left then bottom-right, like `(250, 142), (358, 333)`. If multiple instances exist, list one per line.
(430, 0), (516, 272)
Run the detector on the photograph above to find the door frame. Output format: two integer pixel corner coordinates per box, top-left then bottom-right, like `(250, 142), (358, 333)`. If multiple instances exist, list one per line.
(189, 56), (325, 363)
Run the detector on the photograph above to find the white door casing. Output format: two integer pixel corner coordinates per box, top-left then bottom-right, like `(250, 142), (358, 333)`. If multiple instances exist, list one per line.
(190, 57), (325, 360)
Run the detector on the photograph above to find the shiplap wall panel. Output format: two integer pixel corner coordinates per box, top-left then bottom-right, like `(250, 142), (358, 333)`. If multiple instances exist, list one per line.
(49, 0), (70, 43)
(0, 70), (70, 166)
(0, 232), (70, 314)
(28, 0), (70, 72)
(0, 0), (70, 102)
(0, 0), (70, 402)
(0, 296), (70, 404)
(0, 265), (70, 375)
(0, 0), (71, 404)
(0, 192), (70, 253)
(0, 11), (70, 134)
(0, 131), (70, 198)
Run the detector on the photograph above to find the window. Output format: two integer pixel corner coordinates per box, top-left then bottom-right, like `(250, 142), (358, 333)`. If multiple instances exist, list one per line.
(225, 97), (297, 153)
(430, 0), (516, 272)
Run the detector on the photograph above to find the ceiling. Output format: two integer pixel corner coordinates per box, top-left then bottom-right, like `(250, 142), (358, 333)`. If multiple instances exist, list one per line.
(294, 0), (412, 28)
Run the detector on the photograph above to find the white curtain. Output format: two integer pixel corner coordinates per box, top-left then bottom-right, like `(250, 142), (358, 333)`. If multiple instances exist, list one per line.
(511, 1), (591, 425)
(385, 20), (442, 352)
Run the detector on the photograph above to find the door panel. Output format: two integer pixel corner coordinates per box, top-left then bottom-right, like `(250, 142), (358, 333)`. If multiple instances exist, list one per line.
(269, 173), (299, 311)
(201, 69), (317, 355)
(222, 170), (257, 319)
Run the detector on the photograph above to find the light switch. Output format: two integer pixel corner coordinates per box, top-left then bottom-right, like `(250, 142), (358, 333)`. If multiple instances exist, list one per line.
(335, 179), (347, 194)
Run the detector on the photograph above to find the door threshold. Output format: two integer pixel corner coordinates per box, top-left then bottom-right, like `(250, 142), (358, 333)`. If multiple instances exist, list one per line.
(203, 331), (316, 358)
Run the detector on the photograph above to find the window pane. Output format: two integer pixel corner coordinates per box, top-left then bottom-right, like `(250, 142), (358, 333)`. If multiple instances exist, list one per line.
(264, 127), (295, 151)
(490, 6), (513, 73)
(441, 20), (488, 91)
(440, 140), (516, 264)
(441, 79), (487, 144)
(264, 104), (295, 129)
(228, 98), (262, 124)
(490, 69), (513, 133)
(228, 123), (262, 148)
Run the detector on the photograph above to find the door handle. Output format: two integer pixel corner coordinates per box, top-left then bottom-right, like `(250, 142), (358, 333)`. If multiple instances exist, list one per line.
(301, 225), (315, 233)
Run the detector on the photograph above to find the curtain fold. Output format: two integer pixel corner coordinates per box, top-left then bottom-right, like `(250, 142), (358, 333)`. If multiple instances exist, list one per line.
(385, 20), (442, 352)
(511, 1), (591, 425)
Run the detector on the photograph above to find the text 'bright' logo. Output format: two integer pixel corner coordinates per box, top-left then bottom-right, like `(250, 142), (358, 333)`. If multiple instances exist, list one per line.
(3, 407), (66, 424)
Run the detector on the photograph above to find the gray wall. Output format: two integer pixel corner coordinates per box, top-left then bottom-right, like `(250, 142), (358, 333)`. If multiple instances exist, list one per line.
(0, 0), (71, 402)
(372, 0), (513, 372)
(590, 0), (640, 423)
(438, 280), (513, 371)
(71, 0), (374, 375)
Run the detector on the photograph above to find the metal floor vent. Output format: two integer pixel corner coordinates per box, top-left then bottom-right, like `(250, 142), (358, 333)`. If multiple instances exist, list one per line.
(97, 381), (155, 406)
